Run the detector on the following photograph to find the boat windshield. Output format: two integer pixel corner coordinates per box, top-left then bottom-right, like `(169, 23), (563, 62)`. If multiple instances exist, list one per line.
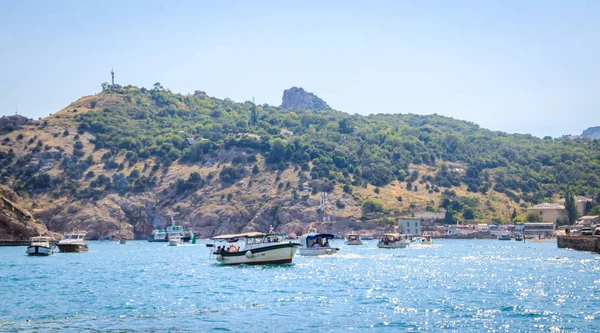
(246, 234), (283, 245)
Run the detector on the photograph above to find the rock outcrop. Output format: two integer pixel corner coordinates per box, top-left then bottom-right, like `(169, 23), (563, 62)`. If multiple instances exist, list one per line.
(581, 126), (600, 139)
(0, 115), (34, 133)
(281, 87), (330, 110)
(0, 185), (57, 240)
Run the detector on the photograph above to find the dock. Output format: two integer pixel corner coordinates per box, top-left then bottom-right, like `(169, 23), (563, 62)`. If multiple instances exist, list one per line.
(557, 235), (600, 253)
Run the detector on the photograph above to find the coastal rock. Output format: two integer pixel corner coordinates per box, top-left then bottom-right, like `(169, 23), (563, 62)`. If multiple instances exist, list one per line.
(281, 87), (330, 110)
(0, 185), (57, 241)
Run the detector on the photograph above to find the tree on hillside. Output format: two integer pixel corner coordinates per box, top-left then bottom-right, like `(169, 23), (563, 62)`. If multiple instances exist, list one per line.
(511, 209), (517, 220)
(526, 211), (542, 222)
(564, 189), (577, 225)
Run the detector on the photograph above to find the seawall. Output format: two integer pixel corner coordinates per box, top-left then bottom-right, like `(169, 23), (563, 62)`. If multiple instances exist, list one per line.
(557, 236), (600, 253)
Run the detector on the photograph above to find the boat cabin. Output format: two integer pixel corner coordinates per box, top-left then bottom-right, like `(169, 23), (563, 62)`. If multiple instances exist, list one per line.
(30, 236), (53, 245)
(380, 233), (401, 242)
(62, 233), (85, 241)
(346, 234), (360, 241)
(212, 232), (290, 252)
(301, 233), (335, 248)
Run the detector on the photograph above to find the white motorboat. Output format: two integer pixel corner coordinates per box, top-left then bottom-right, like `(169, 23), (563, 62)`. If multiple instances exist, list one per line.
(57, 232), (88, 253)
(211, 232), (300, 265)
(344, 233), (363, 245)
(148, 228), (167, 242)
(298, 233), (339, 256)
(377, 233), (408, 249)
(26, 236), (55, 256)
(168, 235), (183, 246)
(419, 232), (433, 245)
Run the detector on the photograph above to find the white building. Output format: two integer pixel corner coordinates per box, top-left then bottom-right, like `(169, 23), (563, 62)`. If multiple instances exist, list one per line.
(413, 208), (446, 221)
(398, 218), (421, 235)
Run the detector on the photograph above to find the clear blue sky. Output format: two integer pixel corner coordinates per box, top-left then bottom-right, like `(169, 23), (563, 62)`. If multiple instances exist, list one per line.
(1, 0), (598, 137)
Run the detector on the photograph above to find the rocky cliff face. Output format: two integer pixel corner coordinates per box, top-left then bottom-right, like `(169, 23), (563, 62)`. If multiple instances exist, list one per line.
(0, 185), (58, 241)
(581, 126), (600, 139)
(281, 87), (330, 110)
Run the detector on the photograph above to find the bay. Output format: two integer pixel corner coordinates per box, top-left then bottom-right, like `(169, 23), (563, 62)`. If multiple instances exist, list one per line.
(1, 239), (599, 332)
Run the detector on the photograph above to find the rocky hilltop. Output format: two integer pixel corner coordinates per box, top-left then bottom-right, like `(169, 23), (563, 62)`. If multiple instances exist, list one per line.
(581, 126), (600, 139)
(281, 87), (330, 110)
(0, 84), (598, 240)
(0, 115), (34, 134)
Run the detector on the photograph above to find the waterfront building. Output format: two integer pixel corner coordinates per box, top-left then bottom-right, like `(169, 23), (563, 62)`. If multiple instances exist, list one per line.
(577, 215), (600, 227)
(413, 208), (446, 221)
(526, 203), (568, 224)
(523, 222), (555, 236)
(398, 218), (421, 235)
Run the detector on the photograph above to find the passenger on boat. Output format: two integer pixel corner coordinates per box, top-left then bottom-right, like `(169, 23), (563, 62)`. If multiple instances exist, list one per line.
(312, 242), (321, 248)
(324, 240), (330, 248)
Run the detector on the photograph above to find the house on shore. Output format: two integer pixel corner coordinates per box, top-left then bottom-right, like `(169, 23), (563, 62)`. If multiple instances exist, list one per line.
(398, 218), (421, 235)
(577, 215), (600, 227)
(526, 203), (568, 224)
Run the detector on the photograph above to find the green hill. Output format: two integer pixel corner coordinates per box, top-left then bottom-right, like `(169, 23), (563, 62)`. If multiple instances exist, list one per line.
(0, 84), (598, 239)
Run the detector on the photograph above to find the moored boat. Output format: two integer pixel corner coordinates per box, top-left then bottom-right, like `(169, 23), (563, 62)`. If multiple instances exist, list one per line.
(497, 233), (511, 241)
(57, 232), (88, 253)
(377, 233), (408, 248)
(514, 233), (523, 241)
(168, 235), (183, 246)
(344, 233), (363, 245)
(211, 232), (300, 265)
(26, 236), (56, 256)
(299, 233), (339, 256)
(148, 228), (167, 242)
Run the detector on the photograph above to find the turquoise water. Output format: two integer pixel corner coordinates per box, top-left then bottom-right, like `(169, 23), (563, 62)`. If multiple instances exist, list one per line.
(1, 239), (599, 332)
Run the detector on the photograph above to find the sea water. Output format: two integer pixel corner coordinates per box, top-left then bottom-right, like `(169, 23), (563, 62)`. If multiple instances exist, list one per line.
(1, 239), (599, 332)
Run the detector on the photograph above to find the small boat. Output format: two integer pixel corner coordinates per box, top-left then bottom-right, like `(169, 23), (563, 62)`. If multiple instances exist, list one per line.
(168, 235), (183, 246)
(26, 236), (55, 256)
(514, 233), (523, 241)
(419, 233), (433, 245)
(211, 232), (300, 265)
(344, 233), (363, 245)
(299, 233), (339, 256)
(377, 233), (408, 248)
(148, 228), (167, 242)
(57, 232), (88, 253)
(497, 233), (511, 241)
(119, 239), (127, 244)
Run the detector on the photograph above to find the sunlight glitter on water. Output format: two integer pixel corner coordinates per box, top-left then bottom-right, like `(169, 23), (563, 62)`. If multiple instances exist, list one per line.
(1, 239), (599, 332)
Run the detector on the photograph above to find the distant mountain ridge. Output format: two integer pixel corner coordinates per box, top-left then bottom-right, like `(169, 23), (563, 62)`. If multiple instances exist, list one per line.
(581, 126), (600, 139)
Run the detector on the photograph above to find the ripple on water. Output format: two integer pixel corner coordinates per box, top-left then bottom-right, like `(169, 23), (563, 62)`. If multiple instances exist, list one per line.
(0, 240), (599, 331)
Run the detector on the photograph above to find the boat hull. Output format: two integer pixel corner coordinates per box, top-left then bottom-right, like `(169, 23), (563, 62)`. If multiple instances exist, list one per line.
(377, 241), (408, 249)
(215, 243), (299, 265)
(26, 245), (54, 256)
(298, 247), (339, 256)
(418, 238), (433, 245)
(58, 244), (88, 253)
(147, 238), (168, 242)
(345, 240), (363, 245)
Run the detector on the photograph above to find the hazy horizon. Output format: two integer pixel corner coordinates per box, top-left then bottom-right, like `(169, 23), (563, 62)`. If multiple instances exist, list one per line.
(1, 0), (598, 138)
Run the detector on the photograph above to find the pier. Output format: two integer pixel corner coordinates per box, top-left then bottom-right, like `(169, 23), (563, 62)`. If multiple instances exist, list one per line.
(557, 235), (600, 253)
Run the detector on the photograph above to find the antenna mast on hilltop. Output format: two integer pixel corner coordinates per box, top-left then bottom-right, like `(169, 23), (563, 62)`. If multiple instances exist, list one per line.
(111, 67), (115, 86)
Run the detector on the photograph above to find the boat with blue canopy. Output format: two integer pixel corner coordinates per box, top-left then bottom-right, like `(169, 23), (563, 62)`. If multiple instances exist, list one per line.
(298, 233), (339, 256)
